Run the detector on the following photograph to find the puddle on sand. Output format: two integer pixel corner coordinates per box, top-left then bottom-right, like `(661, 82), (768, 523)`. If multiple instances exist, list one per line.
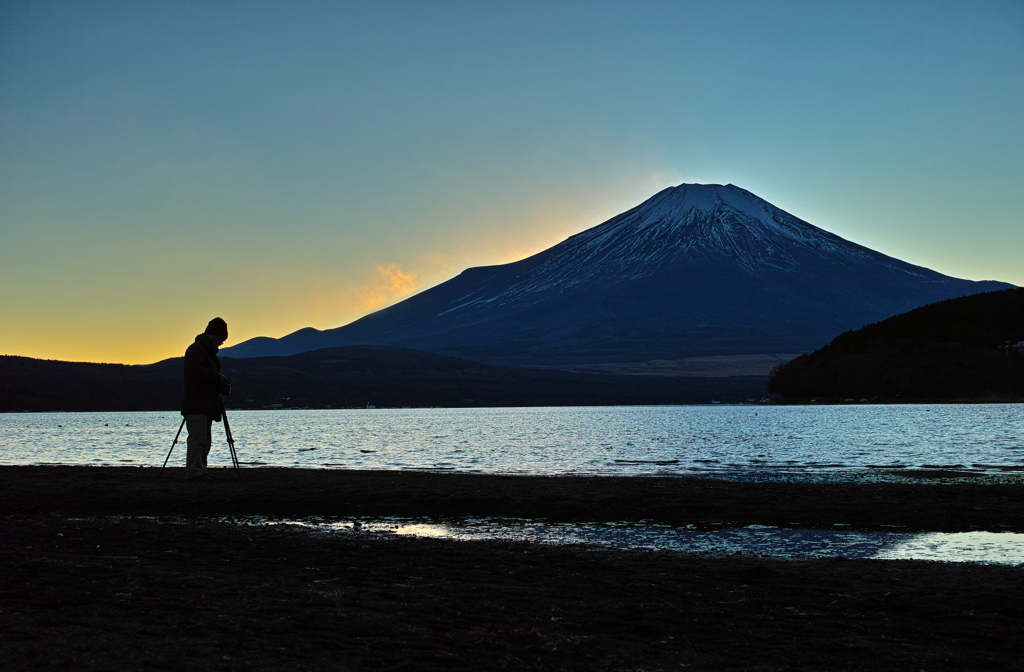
(873, 531), (1024, 564)
(235, 516), (1024, 566)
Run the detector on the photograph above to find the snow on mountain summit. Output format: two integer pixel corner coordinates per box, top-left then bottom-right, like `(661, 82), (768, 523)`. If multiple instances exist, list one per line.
(474, 183), (878, 306)
(565, 182), (861, 266)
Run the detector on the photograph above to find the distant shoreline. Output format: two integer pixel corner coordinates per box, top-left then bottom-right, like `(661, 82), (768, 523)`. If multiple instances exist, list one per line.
(767, 396), (1024, 405)
(3, 395), (1022, 413)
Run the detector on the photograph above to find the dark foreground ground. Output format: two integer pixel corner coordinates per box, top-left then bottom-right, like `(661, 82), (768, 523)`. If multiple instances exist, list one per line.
(2, 467), (1023, 671)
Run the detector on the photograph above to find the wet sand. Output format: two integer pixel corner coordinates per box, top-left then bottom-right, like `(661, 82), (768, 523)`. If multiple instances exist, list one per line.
(2, 466), (1023, 531)
(2, 467), (1023, 670)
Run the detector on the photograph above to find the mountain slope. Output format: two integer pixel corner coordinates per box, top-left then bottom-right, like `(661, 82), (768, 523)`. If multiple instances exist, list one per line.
(225, 184), (1012, 364)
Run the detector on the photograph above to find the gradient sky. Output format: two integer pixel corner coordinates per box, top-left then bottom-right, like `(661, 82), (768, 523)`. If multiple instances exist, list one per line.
(2, 1), (1022, 364)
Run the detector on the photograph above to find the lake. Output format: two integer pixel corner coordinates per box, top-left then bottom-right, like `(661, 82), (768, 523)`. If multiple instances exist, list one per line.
(2, 404), (1022, 480)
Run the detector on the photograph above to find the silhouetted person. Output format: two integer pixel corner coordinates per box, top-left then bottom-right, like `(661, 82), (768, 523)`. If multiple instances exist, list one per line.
(181, 318), (231, 481)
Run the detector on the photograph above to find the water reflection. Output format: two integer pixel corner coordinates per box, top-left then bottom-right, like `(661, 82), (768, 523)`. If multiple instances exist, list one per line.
(247, 516), (1024, 566)
(872, 531), (1024, 564)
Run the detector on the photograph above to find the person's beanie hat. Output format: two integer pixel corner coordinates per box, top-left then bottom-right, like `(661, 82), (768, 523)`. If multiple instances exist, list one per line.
(204, 317), (228, 337)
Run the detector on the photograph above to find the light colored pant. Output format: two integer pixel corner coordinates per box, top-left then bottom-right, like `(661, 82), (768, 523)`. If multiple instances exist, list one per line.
(185, 414), (213, 477)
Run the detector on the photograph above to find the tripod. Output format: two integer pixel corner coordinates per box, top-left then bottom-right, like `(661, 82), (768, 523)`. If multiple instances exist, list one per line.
(159, 398), (241, 480)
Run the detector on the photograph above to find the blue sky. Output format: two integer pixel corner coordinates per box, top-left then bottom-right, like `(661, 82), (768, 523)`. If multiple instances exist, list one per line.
(1, 1), (1021, 363)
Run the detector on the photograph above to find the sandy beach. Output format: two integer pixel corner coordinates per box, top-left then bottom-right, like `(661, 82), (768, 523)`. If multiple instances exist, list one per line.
(2, 467), (1023, 670)
(2, 466), (1023, 531)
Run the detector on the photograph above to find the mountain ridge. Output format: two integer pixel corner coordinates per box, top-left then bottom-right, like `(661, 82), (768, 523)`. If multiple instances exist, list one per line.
(0, 347), (767, 412)
(224, 184), (1013, 364)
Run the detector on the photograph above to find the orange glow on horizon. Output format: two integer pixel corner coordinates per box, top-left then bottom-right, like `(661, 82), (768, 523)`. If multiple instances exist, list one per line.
(1, 173), (687, 365)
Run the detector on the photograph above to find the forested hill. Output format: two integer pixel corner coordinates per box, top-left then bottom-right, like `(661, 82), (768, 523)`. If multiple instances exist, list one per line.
(769, 288), (1024, 401)
(0, 346), (767, 412)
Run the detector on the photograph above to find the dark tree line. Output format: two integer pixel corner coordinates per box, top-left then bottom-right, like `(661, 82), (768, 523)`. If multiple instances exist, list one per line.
(2, 346), (768, 412)
(769, 288), (1024, 400)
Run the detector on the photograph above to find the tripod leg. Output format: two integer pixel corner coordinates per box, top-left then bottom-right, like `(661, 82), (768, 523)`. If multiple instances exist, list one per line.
(221, 401), (242, 480)
(159, 417), (187, 478)
(228, 439), (241, 480)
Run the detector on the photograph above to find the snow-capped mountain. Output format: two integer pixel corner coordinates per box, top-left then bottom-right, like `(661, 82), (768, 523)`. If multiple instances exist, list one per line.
(223, 184), (1013, 365)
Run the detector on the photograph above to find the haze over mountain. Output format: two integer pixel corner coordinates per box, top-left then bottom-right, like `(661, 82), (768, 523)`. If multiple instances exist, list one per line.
(224, 184), (1012, 366)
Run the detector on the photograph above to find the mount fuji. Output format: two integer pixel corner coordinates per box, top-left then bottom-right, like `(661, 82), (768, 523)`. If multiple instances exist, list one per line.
(224, 184), (1012, 366)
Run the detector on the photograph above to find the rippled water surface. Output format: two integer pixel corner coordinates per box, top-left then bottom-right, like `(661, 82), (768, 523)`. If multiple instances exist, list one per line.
(2, 405), (1022, 478)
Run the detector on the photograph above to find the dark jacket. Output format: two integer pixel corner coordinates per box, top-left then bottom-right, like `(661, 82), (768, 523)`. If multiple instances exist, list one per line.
(181, 334), (225, 421)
